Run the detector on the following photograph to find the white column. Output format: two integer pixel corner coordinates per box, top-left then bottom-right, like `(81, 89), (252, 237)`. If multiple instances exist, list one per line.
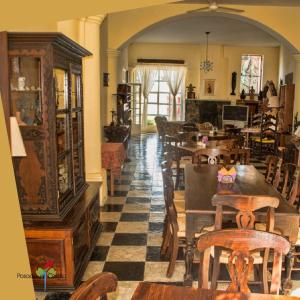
(293, 54), (300, 119)
(77, 15), (108, 205)
(106, 48), (120, 124)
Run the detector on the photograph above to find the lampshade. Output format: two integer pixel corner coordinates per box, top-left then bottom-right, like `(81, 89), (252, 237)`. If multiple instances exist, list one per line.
(10, 116), (26, 157)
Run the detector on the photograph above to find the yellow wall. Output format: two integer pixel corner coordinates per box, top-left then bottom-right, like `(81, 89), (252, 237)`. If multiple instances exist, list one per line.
(279, 45), (296, 84)
(108, 4), (300, 52)
(128, 43), (279, 100)
(0, 0), (173, 31)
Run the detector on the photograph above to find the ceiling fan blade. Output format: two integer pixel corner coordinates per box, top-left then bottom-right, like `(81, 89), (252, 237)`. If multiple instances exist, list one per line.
(171, 0), (207, 4)
(186, 7), (211, 13)
(217, 6), (245, 13)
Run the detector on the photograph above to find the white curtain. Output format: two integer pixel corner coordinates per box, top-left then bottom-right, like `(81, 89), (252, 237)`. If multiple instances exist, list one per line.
(135, 66), (158, 128)
(163, 66), (186, 121)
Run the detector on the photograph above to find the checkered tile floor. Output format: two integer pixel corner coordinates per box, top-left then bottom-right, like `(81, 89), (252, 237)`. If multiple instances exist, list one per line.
(36, 133), (300, 300)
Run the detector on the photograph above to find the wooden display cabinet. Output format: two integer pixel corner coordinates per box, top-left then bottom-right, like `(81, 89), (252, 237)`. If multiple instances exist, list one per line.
(0, 32), (91, 221)
(0, 32), (101, 290)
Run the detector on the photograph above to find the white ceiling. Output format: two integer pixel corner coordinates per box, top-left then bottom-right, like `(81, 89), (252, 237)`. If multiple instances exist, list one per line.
(174, 0), (300, 6)
(134, 15), (280, 46)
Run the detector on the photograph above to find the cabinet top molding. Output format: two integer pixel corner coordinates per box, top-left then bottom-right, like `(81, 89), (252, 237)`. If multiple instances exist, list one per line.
(4, 32), (92, 57)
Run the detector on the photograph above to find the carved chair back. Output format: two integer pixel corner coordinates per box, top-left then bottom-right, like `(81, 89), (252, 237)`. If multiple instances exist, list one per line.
(164, 135), (180, 161)
(265, 155), (283, 188)
(225, 148), (250, 165)
(164, 121), (184, 136)
(211, 195), (279, 231)
(161, 166), (179, 231)
(280, 163), (297, 196)
(154, 116), (167, 140)
(281, 165), (300, 207)
(197, 229), (290, 294)
(70, 272), (118, 300)
(193, 148), (231, 166)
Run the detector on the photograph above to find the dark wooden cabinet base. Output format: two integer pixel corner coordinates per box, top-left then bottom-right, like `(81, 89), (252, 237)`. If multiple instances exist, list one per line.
(24, 182), (101, 290)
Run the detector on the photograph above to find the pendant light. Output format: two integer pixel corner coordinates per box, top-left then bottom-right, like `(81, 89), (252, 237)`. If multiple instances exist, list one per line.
(200, 32), (214, 73)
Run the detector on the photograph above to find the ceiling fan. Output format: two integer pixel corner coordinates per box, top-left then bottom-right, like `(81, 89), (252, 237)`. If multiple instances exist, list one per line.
(175, 1), (245, 14)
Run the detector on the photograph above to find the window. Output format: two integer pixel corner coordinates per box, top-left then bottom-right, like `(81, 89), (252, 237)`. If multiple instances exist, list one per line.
(240, 55), (263, 94)
(134, 68), (184, 124)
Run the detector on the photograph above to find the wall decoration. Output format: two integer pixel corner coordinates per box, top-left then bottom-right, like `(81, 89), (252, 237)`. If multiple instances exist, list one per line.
(230, 72), (237, 95)
(204, 79), (215, 96)
(103, 72), (109, 87)
(186, 83), (196, 99)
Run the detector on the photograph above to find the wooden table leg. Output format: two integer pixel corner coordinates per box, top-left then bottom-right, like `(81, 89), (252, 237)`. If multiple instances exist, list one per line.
(110, 172), (114, 196)
(184, 238), (194, 286)
(283, 242), (295, 295)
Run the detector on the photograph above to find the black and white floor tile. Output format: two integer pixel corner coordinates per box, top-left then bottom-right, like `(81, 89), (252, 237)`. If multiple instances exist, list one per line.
(36, 134), (300, 300)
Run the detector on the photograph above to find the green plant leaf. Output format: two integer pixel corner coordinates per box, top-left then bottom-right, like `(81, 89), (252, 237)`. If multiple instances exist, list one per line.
(47, 268), (56, 278)
(36, 267), (45, 278)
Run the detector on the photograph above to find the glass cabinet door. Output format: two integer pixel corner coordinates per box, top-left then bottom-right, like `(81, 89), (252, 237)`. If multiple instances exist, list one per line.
(54, 68), (72, 200)
(71, 72), (84, 188)
(9, 56), (42, 126)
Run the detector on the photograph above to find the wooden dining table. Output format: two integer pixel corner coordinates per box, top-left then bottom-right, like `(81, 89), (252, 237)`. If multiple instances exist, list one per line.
(184, 163), (299, 294)
(131, 282), (300, 300)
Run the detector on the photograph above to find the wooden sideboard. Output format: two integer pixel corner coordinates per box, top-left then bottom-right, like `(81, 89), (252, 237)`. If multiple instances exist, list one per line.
(24, 182), (101, 290)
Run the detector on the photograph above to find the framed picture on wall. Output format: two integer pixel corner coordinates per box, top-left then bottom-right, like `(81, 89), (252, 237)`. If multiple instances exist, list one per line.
(204, 79), (215, 96)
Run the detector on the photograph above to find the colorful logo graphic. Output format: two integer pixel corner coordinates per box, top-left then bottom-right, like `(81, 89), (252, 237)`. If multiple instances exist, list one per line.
(36, 259), (56, 291)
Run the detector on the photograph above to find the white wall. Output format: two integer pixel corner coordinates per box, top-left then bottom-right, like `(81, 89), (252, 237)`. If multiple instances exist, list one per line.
(278, 45), (296, 85)
(127, 43), (280, 101)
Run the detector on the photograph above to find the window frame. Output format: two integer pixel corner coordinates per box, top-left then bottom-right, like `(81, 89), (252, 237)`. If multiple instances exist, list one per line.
(240, 54), (264, 95)
(146, 69), (182, 119)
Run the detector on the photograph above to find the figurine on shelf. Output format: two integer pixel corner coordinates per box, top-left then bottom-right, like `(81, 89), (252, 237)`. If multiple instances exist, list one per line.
(249, 86), (255, 100)
(230, 72), (237, 95)
(240, 89), (246, 100)
(186, 83), (196, 99)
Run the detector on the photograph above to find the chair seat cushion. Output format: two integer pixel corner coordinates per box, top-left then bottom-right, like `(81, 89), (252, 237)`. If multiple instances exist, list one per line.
(174, 190), (185, 200)
(253, 138), (275, 144)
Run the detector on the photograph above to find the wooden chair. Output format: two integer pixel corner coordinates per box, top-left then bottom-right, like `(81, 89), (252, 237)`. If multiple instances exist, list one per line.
(193, 148), (231, 166)
(196, 122), (214, 131)
(214, 138), (238, 150)
(70, 272), (118, 300)
(164, 134), (192, 189)
(211, 195), (280, 293)
(160, 166), (187, 277)
(161, 165), (212, 277)
(226, 148), (250, 165)
(265, 156), (283, 188)
(154, 115), (167, 143)
(197, 229), (290, 294)
(279, 164), (299, 206)
(253, 114), (279, 156)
